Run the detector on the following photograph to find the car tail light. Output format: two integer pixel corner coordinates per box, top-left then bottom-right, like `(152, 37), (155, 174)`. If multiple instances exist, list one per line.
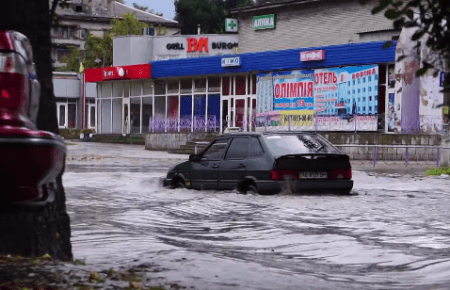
(329, 169), (352, 180)
(0, 31), (15, 51)
(271, 169), (299, 180)
(0, 52), (29, 110)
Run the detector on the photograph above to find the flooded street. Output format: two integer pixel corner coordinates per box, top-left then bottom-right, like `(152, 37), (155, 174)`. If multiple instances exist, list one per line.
(64, 142), (450, 290)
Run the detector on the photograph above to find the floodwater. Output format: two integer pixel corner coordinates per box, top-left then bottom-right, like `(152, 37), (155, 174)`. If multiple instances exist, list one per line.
(64, 142), (450, 290)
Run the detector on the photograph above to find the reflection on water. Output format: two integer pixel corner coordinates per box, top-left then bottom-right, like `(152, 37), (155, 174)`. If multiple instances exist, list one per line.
(64, 165), (450, 290)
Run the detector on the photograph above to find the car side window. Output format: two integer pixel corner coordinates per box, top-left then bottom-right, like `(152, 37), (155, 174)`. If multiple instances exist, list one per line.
(225, 137), (249, 160)
(249, 137), (264, 158)
(202, 140), (229, 160)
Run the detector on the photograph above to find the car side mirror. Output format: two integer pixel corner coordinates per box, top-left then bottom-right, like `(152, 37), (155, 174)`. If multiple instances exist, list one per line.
(189, 154), (200, 162)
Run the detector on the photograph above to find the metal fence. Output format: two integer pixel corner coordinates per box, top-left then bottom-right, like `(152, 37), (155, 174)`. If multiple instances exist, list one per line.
(336, 144), (450, 168)
(149, 116), (218, 132)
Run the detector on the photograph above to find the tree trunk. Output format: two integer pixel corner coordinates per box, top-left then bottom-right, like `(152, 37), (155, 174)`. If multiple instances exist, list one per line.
(0, 0), (72, 260)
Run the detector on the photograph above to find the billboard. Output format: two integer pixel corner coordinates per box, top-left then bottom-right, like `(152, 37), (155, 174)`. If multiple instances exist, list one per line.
(255, 65), (379, 131)
(273, 70), (314, 111)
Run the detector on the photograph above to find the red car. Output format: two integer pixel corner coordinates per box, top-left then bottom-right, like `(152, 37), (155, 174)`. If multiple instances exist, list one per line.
(0, 31), (66, 207)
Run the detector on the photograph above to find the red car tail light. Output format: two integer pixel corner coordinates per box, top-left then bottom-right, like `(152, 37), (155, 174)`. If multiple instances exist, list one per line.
(0, 31), (15, 51)
(0, 52), (29, 111)
(329, 169), (352, 180)
(271, 169), (299, 180)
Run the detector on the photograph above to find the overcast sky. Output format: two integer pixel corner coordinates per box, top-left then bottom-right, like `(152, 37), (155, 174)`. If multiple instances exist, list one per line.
(125, 0), (177, 20)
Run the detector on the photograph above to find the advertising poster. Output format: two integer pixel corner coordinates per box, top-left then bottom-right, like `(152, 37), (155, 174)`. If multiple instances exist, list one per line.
(419, 73), (443, 133)
(256, 73), (273, 114)
(272, 70), (314, 111)
(255, 65), (380, 131)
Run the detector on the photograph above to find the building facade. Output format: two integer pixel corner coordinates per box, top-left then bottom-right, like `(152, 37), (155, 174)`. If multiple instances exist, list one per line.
(231, 0), (399, 53)
(83, 0), (443, 136)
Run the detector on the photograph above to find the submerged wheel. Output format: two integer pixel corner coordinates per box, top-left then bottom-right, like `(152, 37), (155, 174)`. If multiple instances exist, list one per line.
(244, 184), (258, 195)
(173, 179), (186, 189)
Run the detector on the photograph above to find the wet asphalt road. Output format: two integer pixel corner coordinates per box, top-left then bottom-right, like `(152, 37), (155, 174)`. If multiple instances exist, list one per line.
(64, 142), (450, 290)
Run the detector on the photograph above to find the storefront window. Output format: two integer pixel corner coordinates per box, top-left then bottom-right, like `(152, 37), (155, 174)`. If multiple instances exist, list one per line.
(112, 98), (122, 134)
(143, 82), (153, 95)
(124, 83), (130, 98)
(194, 79), (206, 93)
(101, 83), (112, 98)
(89, 105), (95, 128)
(222, 76), (230, 95)
(168, 81), (179, 94)
(68, 103), (76, 128)
(142, 97), (153, 133)
(180, 79), (192, 94)
(155, 81), (166, 95)
(168, 96), (179, 118)
(252, 74), (257, 94)
(235, 75), (246, 95)
(154, 96), (166, 119)
(180, 95), (192, 131)
(101, 99), (111, 133)
(131, 82), (142, 96)
(113, 83), (123, 98)
(208, 77), (220, 92)
(130, 97), (141, 134)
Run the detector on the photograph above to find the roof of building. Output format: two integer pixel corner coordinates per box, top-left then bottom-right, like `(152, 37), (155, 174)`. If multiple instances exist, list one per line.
(231, 0), (326, 14)
(114, 2), (178, 25)
(55, 0), (178, 26)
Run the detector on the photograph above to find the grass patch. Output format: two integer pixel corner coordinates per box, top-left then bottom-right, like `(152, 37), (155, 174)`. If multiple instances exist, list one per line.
(65, 142), (77, 145)
(425, 167), (450, 176)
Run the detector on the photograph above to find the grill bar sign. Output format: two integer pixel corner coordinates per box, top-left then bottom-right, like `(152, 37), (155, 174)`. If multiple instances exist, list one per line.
(300, 50), (325, 62)
(221, 56), (241, 67)
(253, 14), (275, 30)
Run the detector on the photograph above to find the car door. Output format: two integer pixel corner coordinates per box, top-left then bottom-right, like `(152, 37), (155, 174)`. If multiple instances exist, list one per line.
(246, 136), (270, 181)
(188, 138), (230, 190)
(218, 137), (249, 190)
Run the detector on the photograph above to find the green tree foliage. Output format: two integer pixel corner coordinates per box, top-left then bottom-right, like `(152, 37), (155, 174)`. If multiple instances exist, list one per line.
(361, 0), (449, 92)
(174, 0), (252, 34)
(59, 13), (146, 71)
(111, 12), (148, 36)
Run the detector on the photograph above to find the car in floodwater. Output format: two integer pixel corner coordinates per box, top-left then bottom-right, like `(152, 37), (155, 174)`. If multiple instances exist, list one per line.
(163, 132), (353, 195)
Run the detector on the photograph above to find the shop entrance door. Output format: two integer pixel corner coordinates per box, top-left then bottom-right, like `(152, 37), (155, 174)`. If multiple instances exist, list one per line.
(123, 99), (130, 135)
(88, 104), (96, 129)
(57, 103), (68, 129)
(234, 97), (247, 131)
(222, 98), (231, 132)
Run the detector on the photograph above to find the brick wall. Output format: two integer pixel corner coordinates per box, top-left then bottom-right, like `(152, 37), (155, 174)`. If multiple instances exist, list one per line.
(237, 0), (394, 53)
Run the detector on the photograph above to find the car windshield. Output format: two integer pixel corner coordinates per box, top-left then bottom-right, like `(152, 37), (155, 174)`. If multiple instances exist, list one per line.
(263, 134), (340, 156)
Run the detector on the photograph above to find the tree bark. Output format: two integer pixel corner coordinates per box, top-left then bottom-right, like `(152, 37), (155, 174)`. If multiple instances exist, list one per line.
(0, 0), (72, 260)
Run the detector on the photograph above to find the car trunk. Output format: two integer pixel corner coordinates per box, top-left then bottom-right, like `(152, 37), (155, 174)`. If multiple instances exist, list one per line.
(272, 154), (352, 180)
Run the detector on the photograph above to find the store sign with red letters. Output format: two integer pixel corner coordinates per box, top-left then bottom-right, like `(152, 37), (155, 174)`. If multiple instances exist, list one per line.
(300, 50), (325, 62)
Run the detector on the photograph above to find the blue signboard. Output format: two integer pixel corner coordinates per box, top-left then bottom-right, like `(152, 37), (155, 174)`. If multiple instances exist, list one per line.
(221, 56), (241, 67)
(440, 71), (447, 88)
(273, 70), (314, 111)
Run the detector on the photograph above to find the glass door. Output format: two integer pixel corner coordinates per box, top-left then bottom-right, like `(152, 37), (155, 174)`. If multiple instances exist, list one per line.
(222, 98), (230, 132)
(57, 103), (68, 129)
(88, 104), (96, 129)
(234, 97), (247, 131)
(123, 98), (130, 135)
